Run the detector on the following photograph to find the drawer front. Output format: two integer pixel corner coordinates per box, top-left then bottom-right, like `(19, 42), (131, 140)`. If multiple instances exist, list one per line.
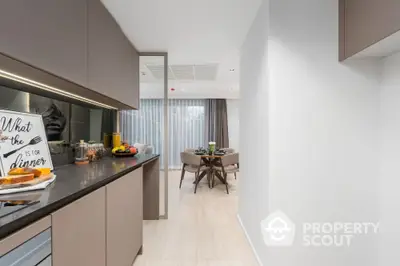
(0, 216), (51, 256)
(37, 255), (51, 266)
(0, 228), (51, 266)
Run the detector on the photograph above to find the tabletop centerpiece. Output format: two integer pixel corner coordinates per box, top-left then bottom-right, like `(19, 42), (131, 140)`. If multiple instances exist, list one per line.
(194, 142), (225, 156)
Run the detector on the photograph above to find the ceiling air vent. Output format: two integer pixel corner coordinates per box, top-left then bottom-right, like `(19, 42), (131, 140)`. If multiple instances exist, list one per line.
(145, 63), (219, 81)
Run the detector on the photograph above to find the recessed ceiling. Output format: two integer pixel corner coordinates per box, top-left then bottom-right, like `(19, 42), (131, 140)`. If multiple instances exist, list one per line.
(101, 0), (262, 98)
(139, 56), (239, 99)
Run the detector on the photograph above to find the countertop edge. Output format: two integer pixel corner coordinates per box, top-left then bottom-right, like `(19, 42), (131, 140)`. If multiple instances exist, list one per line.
(0, 154), (160, 240)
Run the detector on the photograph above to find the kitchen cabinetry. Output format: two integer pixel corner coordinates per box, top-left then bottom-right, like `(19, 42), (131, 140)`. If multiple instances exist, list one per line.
(0, 216), (51, 265)
(0, 0), (139, 109)
(339, 0), (400, 60)
(106, 168), (143, 266)
(0, 229), (51, 266)
(88, 0), (140, 109)
(0, 0), (87, 86)
(52, 187), (106, 266)
(38, 255), (52, 266)
(0, 156), (159, 266)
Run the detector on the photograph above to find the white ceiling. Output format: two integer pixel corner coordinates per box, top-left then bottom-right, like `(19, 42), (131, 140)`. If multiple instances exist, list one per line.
(101, 0), (261, 99)
(139, 56), (240, 98)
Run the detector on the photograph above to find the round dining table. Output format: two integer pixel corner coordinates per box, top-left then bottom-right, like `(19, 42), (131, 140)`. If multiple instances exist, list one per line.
(196, 154), (227, 188)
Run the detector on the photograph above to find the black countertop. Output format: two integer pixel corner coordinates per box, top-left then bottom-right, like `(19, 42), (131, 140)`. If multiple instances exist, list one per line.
(0, 154), (160, 240)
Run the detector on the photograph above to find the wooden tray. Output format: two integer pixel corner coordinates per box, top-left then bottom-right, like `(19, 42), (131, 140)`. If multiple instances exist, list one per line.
(0, 174), (55, 190)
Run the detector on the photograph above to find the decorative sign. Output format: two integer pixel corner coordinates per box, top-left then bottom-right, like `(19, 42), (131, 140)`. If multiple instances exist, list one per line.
(0, 110), (53, 176)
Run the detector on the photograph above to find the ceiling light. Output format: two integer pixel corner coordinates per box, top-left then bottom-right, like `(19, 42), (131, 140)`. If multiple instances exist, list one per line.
(0, 69), (118, 110)
(229, 68), (235, 72)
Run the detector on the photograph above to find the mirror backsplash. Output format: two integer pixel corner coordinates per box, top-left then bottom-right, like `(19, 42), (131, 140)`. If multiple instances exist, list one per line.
(0, 85), (116, 166)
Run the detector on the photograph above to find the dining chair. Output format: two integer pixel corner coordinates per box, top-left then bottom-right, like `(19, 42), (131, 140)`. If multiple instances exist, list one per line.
(184, 148), (199, 182)
(180, 152), (209, 193)
(220, 148), (235, 154)
(220, 148), (237, 179)
(213, 153), (239, 194)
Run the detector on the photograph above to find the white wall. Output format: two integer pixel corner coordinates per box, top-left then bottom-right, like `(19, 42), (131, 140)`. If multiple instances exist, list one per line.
(379, 52), (400, 265)
(239, 0), (269, 264)
(240, 0), (380, 265)
(226, 99), (240, 151)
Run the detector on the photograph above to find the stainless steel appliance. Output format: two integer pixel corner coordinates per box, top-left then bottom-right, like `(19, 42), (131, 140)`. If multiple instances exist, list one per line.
(0, 228), (51, 265)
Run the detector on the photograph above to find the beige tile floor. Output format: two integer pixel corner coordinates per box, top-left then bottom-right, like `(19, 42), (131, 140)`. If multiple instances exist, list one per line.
(133, 171), (259, 266)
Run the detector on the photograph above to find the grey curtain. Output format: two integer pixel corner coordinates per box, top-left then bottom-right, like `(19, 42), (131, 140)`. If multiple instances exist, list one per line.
(205, 99), (229, 148)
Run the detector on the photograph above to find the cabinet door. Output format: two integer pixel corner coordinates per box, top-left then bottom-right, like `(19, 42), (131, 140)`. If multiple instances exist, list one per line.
(106, 168), (143, 266)
(131, 47), (140, 109)
(52, 188), (106, 266)
(87, 0), (140, 109)
(0, 0), (87, 86)
(339, 0), (400, 60)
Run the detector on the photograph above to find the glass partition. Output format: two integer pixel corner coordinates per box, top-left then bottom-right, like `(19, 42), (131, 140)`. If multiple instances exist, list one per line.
(120, 53), (168, 219)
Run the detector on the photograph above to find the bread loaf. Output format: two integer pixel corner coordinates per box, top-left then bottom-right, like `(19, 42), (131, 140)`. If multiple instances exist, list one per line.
(0, 173), (35, 185)
(8, 168), (42, 177)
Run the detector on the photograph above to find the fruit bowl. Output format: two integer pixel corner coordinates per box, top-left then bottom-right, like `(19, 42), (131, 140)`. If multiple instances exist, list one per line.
(112, 151), (138, 157)
(112, 142), (137, 157)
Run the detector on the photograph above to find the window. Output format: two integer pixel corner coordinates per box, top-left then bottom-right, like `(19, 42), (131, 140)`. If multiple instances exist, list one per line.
(120, 99), (206, 169)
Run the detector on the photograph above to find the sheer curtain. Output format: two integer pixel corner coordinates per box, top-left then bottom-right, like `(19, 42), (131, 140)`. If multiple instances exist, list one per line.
(226, 99), (239, 152)
(120, 99), (206, 169)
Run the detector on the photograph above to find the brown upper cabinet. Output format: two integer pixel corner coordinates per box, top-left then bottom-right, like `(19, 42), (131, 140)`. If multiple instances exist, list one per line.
(0, 0), (88, 86)
(0, 0), (139, 109)
(88, 0), (140, 109)
(339, 0), (400, 60)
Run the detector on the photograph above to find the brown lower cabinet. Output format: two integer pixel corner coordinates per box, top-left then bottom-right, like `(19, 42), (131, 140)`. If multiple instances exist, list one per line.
(51, 167), (144, 266)
(0, 165), (149, 265)
(52, 187), (107, 266)
(106, 167), (143, 266)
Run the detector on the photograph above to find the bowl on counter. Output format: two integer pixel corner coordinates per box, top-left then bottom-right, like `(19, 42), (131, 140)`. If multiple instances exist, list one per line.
(112, 151), (138, 157)
(112, 143), (137, 157)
